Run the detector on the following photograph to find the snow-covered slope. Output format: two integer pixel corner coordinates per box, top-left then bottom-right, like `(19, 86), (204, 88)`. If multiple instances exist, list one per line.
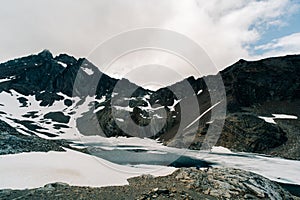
(0, 148), (175, 189)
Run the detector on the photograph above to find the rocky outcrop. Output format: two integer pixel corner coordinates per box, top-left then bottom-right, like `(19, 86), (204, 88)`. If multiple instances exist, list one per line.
(174, 167), (296, 200)
(0, 168), (297, 200)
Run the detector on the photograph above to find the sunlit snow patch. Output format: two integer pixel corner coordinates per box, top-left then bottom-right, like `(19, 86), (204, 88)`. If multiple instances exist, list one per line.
(259, 114), (298, 124)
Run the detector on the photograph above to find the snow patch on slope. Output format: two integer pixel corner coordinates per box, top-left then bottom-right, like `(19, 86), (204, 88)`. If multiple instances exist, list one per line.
(0, 148), (175, 189)
(259, 114), (298, 124)
(0, 76), (16, 83)
(82, 67), (94, 75)
(57, 61), (67, 68)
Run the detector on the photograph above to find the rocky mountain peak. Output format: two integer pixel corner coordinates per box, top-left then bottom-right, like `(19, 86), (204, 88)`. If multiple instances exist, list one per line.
(38, 49), (53, 59)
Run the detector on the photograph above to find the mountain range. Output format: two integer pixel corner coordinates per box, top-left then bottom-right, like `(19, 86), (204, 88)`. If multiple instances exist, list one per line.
(0, 50), (299, 160)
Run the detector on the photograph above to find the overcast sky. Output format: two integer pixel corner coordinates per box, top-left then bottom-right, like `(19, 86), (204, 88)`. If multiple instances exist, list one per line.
(1, 0), (300, 88)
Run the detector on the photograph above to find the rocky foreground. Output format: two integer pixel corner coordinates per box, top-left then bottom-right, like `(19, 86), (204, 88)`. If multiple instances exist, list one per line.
(0, 168), (298, 200)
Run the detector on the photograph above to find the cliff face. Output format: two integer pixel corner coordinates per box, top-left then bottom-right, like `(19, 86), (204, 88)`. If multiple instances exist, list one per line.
(222, 56), (300, 108)
(220, 56), (299, 158)
(0, 51), (299, 159)
(191, 55), (300, 158)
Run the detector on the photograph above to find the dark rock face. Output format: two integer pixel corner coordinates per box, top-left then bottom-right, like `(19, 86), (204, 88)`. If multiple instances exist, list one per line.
(205, 56), (299, 157)
(189, 114), (288, 154)
(44, 112), (70, 124)
(0, 51), (299, 158)
(189, 113), (286, 152)
(222, 56), (300, 109)
(216, 113), (287, 153)
(0, 50), (63, 97)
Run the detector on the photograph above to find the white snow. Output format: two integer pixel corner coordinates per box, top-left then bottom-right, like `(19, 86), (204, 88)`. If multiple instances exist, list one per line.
(197, 90), (203, 95)
(0, 148), (175, 189)
(82, 67), (94, 75)
(202, 152), (300, 185)
(0, 76), (15, 83)
(93, 106), (105, 114)
(113, 106), (133, 112)
(272, 114), (298, 119)
(167, 99), (181, 112)
(123, 97), (136, 101)
(71, 135), (164, 149)
(116, 118), (124, 122)
(184, 101), (221, 130)
(259, 114), (298, 124)
(150, 106), (165, 111)
(94, 96), (106, 104)
(144, 94), (151, 99)
(57, 61), (67, 68)
(211, 146), (232, 154)
(111, 92), (118, 98)
(92, 96), (107, 114)
(153, 114), (163, 119)
(259, 116), (276, 124)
